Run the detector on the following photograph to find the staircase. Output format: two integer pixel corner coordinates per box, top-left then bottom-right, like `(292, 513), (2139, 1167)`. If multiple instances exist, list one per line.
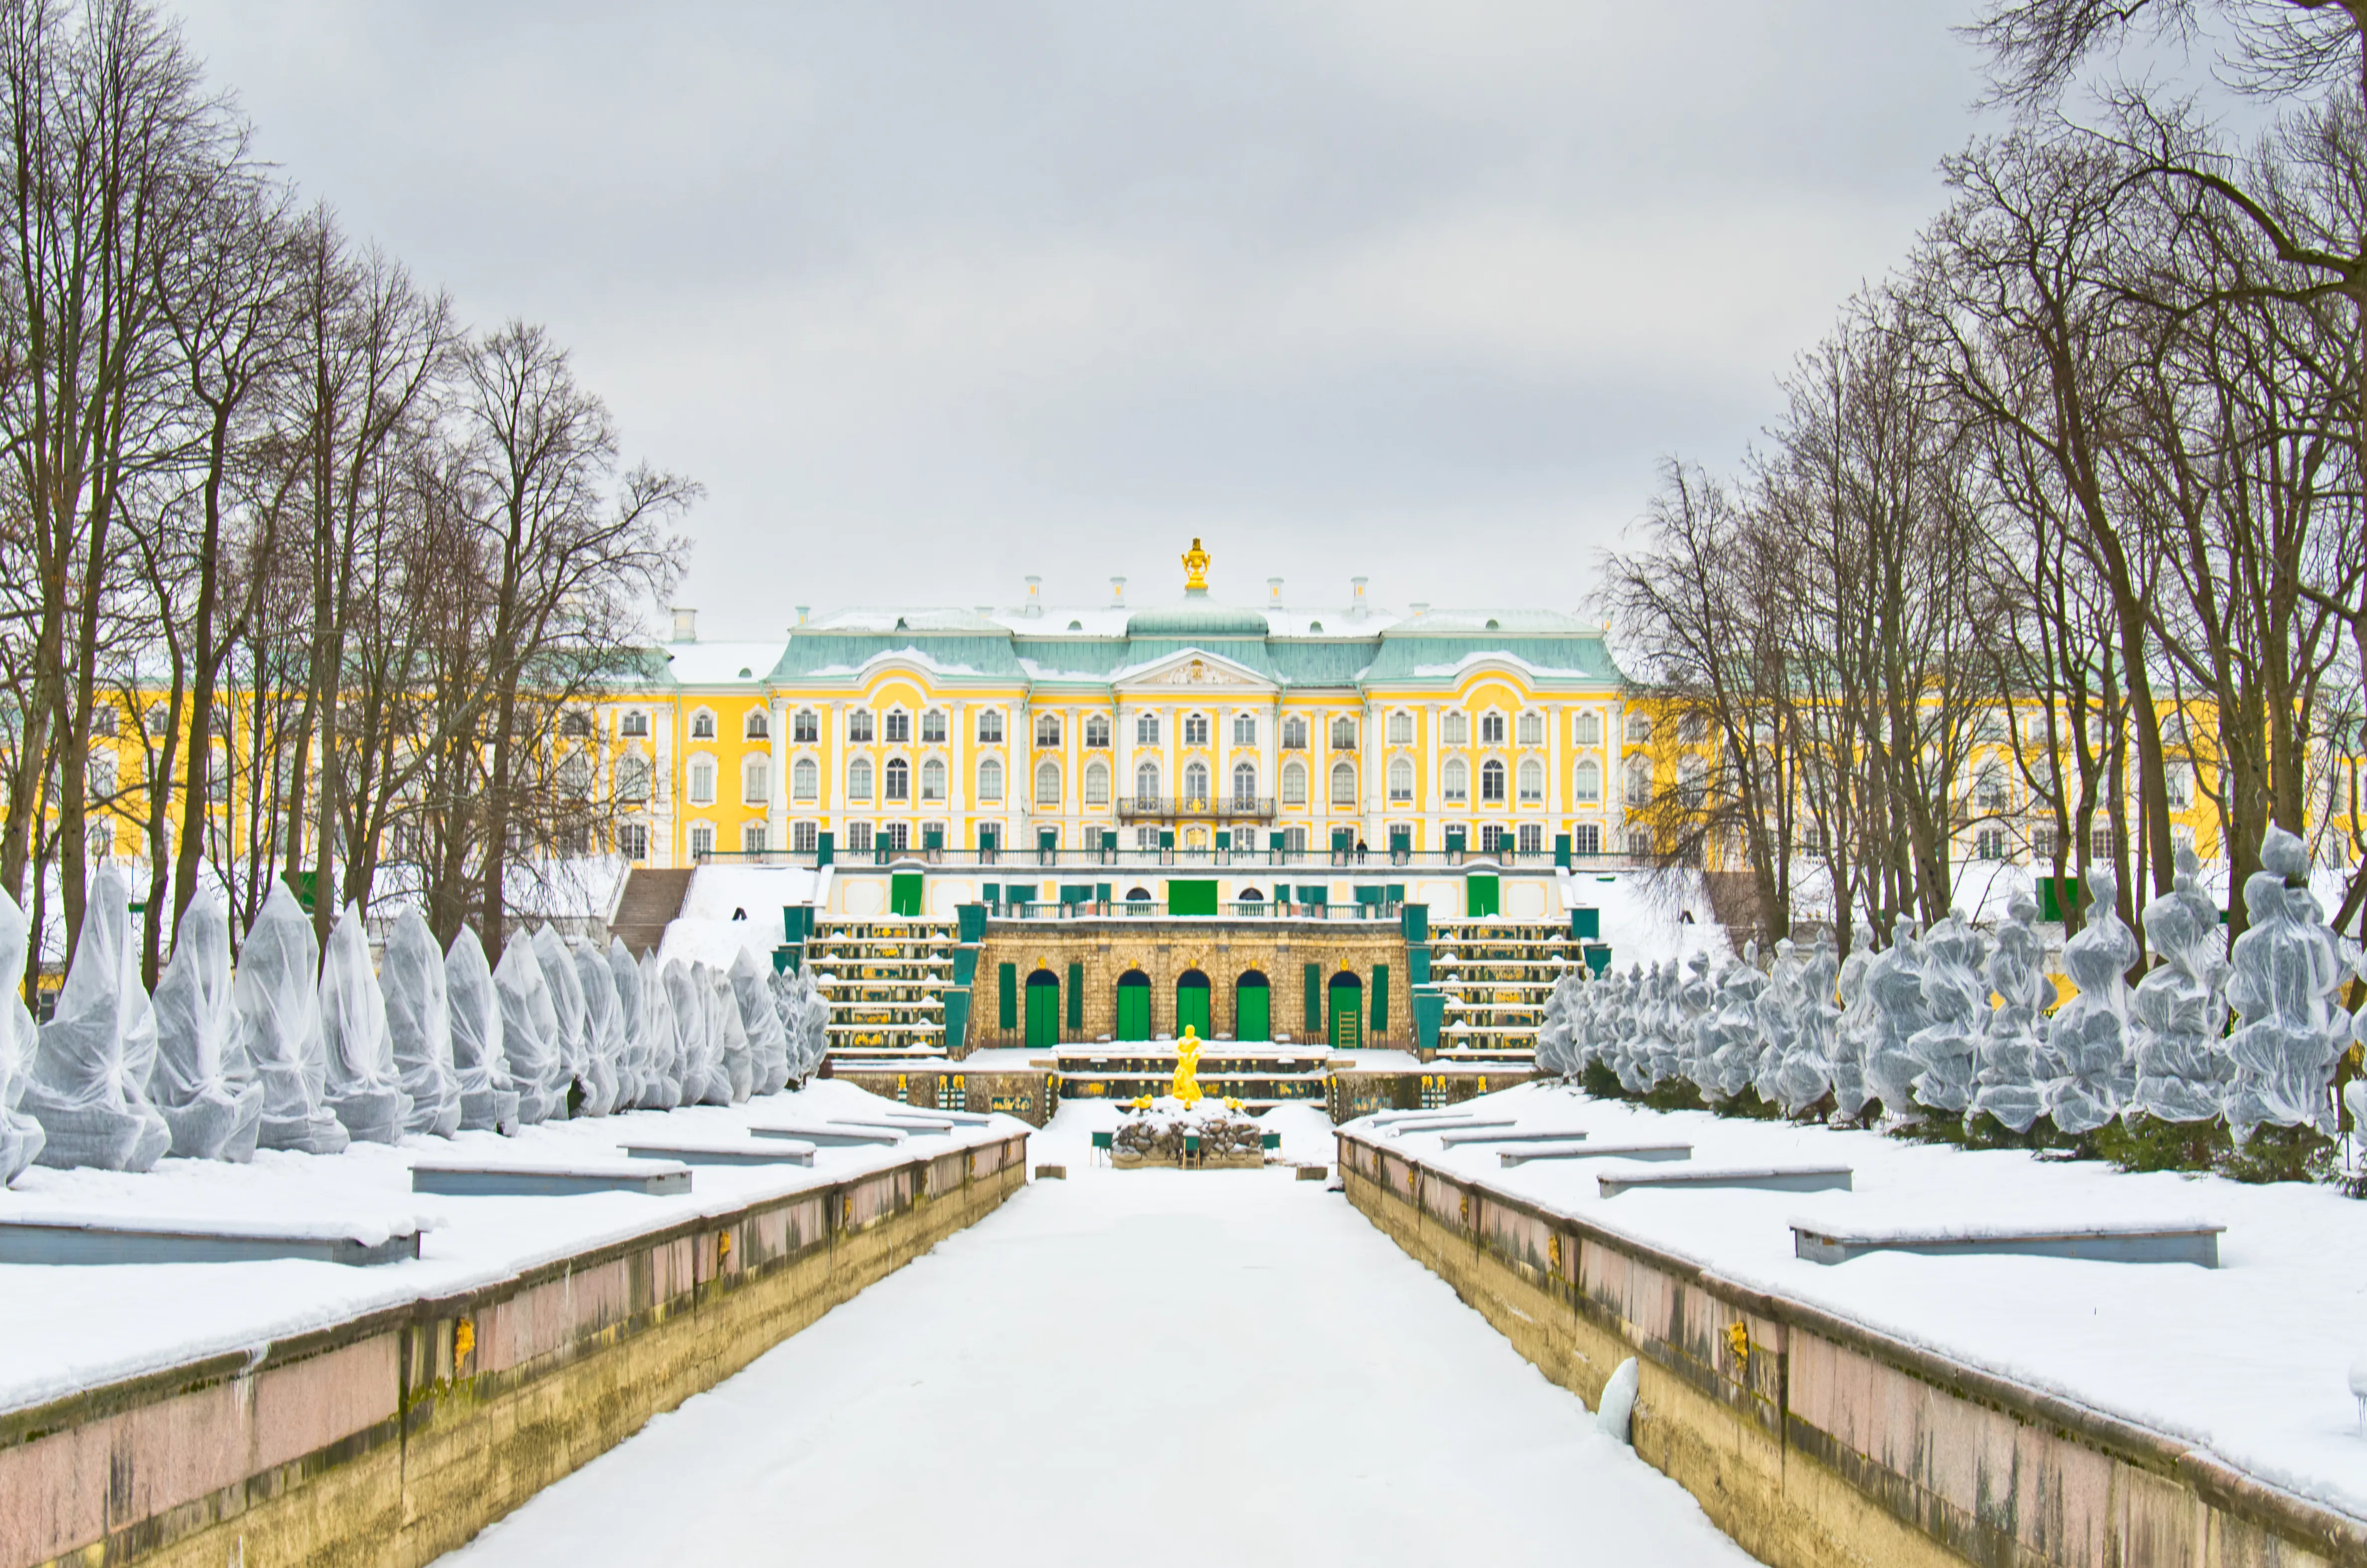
(808, 919), (958, 1059)
(1429, 920), (1579, 1062)
(610, 868), (695, 956)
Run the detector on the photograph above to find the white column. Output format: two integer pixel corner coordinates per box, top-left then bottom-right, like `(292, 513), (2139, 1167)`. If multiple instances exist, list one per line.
(769, 698), (788, 852)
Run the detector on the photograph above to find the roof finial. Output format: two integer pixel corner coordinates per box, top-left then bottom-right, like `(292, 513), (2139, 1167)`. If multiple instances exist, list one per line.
(1182, 537), (1209, 592)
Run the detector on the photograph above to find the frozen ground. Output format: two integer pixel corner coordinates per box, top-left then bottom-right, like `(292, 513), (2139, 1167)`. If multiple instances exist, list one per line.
(433, 1102), (1756, 1568)
(1365, 1084), (2367, 1527)
(0, 1080), (1016, 1415)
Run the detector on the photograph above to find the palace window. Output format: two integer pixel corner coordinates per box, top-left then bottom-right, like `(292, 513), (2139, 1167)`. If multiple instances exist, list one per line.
(885, 758), (910, 801)
(885, 709), (910, 743)
(977, 757), (1003, 801)
(1574, 759), (1601, 803)
(1625, 826), (1653, 857)
(1280, 716), (1307, 750)
(1281, 761), (1307, 805)
(1084, 714), (1111, 748)
(1517, 758), (1544, 803)
(90, 705), (117, 738)
(688, 759), (716, 805)
(560, 709), (593, 737)
(848, 758), (873, 801)
(1480, 824), (1506, 855)
(1975, 827), (2010, 861)
(1517, 712), (1544, 746)
(1136, 760), (1161, 798)
(792, 709), (818, 743)
(922, 709), (947, 743)
(618, 755), (652, 803)
(1184, 713), (1209, 746)
(1481, 759), (1506, 802)
(1575, 711), (1601, 745)
(690, 710), (716, 741)
(847, 822), (873, 853)
(792, 821), (818, 853)
(1573, 823), (1600, 856)
(617, 822), (648, 861)
(1034, 761), (1061, 805)
(1388, 756), (1414, 803)
(1624, 755), (1651, 800)
(1085, 762), (1110, 806)
(1442, 759), (1469, 802)
(620, 710), (649, 738)
(1232, 762), (1257, 807)
(849, 709), (875, 742)
(1283, 826), (1308, 855)
(921, 758), (947, 800)
(1329, 761), (1356, 807)
(1183, 760), (1209, 801)
(1975, 764), (2009, 814)
(1232, 713), (1256, 746)
(1137, 713), (1160, 745)
(1329, 716), (1356, 751)
(2166, 764), (2192, 809)
(1387, 710), (1413, 745)
(1679, 712), (1708, 742)
(1441, 711), (1469, 746)
(1625, 712), (1651, 744)
(977, 710), (1003, 743)
(1679, 754), (1707, 806)
(1035, 713), (1061, 747)
(744, 709), (770, 741)
(742, 758), (769, 805)
(1518, 823), (1544, 855)
(743, 821), (769, 853)
(1480, 712), (1505, 746)
(791, 757), (818, 801)
(689, 823), (715, 859)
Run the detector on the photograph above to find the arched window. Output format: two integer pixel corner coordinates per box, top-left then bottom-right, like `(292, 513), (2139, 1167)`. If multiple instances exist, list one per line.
(690, 709), (716, 741)
(744, 709), (770, 740)
(1479, 711), (1506, 745)
(885, 709), (911, 743)
(1441, 711), (1469, 745)
(1442, 758), (1469, 802)
(1573, 759), (1601, 803)
(1517, 711), (1544, 746)
(1388, 756), (1414, 802)
(977, 710), (1003, 743)
(1183, 712), (1209, 746)
(1034, 760), (1060, 805)
(618, 755), (653, 802)
(1624, 712), (1651, 744)
(1137, 712), (1161, 745)
(1679, 712), (1707, 742)
(1184, 760), (1209, 801)
(884, 758), (910, 801)
(921, 709), (947, 743)
(1231, 761), (1257, 806)
(848, 758), (874, 801)
(792, 709), (818, 742)
(1330, 761), (1356, 806)
(1679, 753), (1707, 805)
(1575, 711), (1601, 745)
(921, 758), (947, 800)
(1034, 712), (1061, 747)
(558, 751), (593, 798)
(1281, 761), (1307, 805)
(1517, 758), (1544, 802)
(743, 757), (770, 804)
(1329, 715), (1356, 750)
(1084, 714), (1111, 748)
(848, 709), (874, 742)
(1281, 715), (1307, 750)
(1624, 755), (1651, 800)
(1136, 760), (1161, 798)
(620, 710), (650, 738)
(1085, 761), (1110, 806)
(1387, 710), (1413, 745)
(1481, 759), (1507, 801)
(688, 757), (717, 805)
(977, 756), (1003, 801)
(791, 757), (818, 801)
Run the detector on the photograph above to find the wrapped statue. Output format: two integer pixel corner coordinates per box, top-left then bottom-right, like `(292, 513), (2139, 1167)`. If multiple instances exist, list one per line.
(446, 927), (520, 1133)
(1775, 936), (1838, 1116)
(0, 890), (45, 1181)
(2044, 863), (2138, 1137)
(731, 947), (791, 1095)
(1862, 918), (1932, 1123)
(707, 965), (752, 1103)
(1907, 915), (1987, 1115)
(494, 928), (569, 1123)
(1704, 944), (1764, 1100)
(320, 903), (411, 1143)
(385, 909), (461, 1138)
(1968, 893), (2050, 1134)
(1677, 952), (1718, 1089)
(640, 950), (683, 1107)
(231, 883), (347, 1154)
(606, 939), (646, 1109)
(2129, 847), (2231, 1124)
(25, 867), (172, 1169)
(666, 960), (716, 1105)
(1533, 961), (1580, 1079)
(1828, 922), (1877, 1120)
(148, 893), (263, 1160)
(2225, 826), (2349, 1142)
(1752, 939), (1803, 1106)
(535, 926), (609, 1116)
(574, 939), (627, 1117)
(772, 961), (829, 1085)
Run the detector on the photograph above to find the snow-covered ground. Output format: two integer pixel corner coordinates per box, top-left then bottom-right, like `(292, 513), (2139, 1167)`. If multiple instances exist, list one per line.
(432, 1101), (1754, 1568)
(0, 1080), (1019, 1416)
(1359, 1084), (2367, 1526)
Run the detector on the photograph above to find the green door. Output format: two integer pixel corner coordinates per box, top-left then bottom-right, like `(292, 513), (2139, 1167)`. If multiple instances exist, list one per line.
(1235, 975), (1270, 1042)
(1116, 976), (1152, 1042)
(1024, 973), (1060, 1048)
(1176, 973), (1211, 1038)
(1328, 978), (1364, 1049)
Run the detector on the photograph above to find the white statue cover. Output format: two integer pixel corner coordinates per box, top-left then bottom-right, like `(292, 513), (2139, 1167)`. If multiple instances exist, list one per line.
(445, 926), (519, 1132)
(1968, 894), (2050, 1134)
(494, 928), (569, 1123)
(319, 902), (411, 1143)
(665, 960), (715, 1105)
(605, 938), (647, 1108)
(149, 892), (263, 1160)
(534, 925), (605, 1116)
(639, 949), (683, 1107)
(27, 864), (173, 1169)
(573, 940), (626, 1116)
(705, 964), (751, 1104)
(731, 947), (791, 1095)
(1907, 916), (1987, 1115)
(385, 908), (461, 1137)
(2044, 865), (2137, 1137)
(0, 888), (47, 1181)
(2130, 847), (2231, 1125)
(2225, 826), (2349, 1142)
(1862, 919), (1933, 1123)
(231, 883), (348, 1154)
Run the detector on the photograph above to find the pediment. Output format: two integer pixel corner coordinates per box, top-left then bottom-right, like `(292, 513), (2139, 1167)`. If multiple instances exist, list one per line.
(1114, 647), (1276, 695)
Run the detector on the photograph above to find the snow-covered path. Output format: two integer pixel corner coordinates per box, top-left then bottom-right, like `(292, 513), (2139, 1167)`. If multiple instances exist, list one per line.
(435, 1117), (1757, 1567)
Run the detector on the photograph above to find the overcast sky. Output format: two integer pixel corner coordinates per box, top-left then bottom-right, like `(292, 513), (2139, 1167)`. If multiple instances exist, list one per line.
(171, 1), (1994, 638)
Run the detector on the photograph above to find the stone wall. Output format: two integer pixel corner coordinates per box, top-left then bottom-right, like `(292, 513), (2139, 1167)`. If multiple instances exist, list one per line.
(1338, 1129), (2367, 1568)
(832, 1064), (1056, 1126)
(970, 919), (1410, 1048)
(0, 1135), (1028, 1568)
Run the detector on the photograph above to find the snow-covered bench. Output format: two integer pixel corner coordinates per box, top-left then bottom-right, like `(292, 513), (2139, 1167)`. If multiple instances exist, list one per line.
(1596, 1165), (1852, 1198)
(751, 1122), (906, 1148)
(413, 1157), (694, 1197)
(0, 1213), (420, 1267)
(617, 1138), (817, 1169)
(1790, 1216), (2224, 1268)
(1497, 1141), (1690, 1168)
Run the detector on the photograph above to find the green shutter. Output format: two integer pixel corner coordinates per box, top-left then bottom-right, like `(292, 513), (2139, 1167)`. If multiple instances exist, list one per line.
(1573, 906), (1600, 940)
(998, 963), (1017, 1029)
(1304, 963), (1322, 1032)
(890, 871), (923, 917)
(1467, 874), (1500, 918)
(1067, 962), (1084, 1030)
(1371, 963), (1390, 1032)
(1168, 879), (1218, 916)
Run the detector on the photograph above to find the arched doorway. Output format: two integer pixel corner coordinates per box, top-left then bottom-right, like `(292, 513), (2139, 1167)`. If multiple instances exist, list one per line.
(1326, 970), (1365, 1050)
(1176, 969), (1211, 1039)
(1025, 968), (1061, 1049)
(1115, 969), (1151, 1043)
(1235, 970), (1270, 1043)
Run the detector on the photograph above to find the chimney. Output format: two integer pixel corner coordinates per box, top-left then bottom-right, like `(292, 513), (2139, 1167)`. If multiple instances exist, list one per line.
(670, 606), (697, 642)
(793, 604), (809, 625)
(1111, 576), (1126, 600)
(1024, 576), (1042, 618)
(1267, 577), (1283, 603)
(1410, 601), (1429, 618)
(1350, 577), (1369, 619)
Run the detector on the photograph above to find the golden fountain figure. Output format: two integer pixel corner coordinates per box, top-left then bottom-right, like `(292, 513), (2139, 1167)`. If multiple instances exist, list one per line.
(1181, 537), (1210, 591)
(1171, 1026), (1205, 1109)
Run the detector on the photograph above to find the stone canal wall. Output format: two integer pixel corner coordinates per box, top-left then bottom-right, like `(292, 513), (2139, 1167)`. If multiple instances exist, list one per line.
(0, 1134), (1028, 1568)
(1339, 1129), (2367, 1568)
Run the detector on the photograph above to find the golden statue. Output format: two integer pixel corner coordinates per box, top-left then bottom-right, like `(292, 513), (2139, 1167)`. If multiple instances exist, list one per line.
(1181, 537), (1210, 592)
(1171, 1026), (1204, 1108)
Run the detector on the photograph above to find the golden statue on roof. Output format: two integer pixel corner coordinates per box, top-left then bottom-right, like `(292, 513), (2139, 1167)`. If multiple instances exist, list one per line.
(1181, 537), (1209, 592)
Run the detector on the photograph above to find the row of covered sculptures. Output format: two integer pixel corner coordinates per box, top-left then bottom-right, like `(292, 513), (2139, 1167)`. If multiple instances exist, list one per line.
(1535, 827), (2360, 1146)
(0, 865), (831, 1180)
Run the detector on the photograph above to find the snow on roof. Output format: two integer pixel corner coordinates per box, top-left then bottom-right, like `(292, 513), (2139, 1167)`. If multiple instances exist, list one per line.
(1409, 648), (1616, 682)
(659, 640), (788, 686)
